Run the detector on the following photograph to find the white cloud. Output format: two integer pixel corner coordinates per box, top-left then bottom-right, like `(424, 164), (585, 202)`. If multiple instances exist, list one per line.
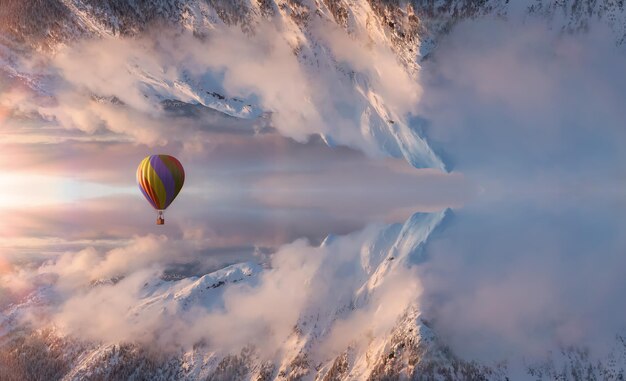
(1, 14), (439, 167)
(4, 217), (424, 359)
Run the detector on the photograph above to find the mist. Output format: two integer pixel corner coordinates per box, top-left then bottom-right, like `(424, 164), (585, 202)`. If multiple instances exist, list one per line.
(1, 212), (439, 363)
(414, 17), (626, 363)
(2, 17), (441, 167)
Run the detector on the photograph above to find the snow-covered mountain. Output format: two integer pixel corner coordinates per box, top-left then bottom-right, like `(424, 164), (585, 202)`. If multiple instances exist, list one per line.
(3, 209), (626, 380)
(0, 211), (448, 380)
(3, 1), (626, 170)
(1, 0), (448, 169)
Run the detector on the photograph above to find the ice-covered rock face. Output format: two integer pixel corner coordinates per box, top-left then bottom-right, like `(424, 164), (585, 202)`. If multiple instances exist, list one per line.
(7, 207), (623, 380)
(3, 1), (626, 170)
(0, 211), (448, 380)
(0, 0), (447, 170)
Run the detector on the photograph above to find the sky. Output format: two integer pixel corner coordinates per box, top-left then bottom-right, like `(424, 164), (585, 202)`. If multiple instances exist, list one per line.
(1, 2), (626, 374)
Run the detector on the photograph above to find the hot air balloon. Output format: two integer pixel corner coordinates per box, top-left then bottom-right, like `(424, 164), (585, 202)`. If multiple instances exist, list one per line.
(136, 154), (185, 225)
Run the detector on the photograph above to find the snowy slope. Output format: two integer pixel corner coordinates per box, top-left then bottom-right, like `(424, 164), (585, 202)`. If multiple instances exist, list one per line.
(0, 211), (449, 380)
(127, 261), (262, 315)
(113, 211), (446, 380)
(3, 1), (626, 169)
(6, 208), (623, 379)
(0, 0), (446, 170)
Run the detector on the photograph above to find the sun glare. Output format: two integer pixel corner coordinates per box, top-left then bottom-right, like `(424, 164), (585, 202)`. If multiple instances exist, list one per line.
(0, 173), (133, 208)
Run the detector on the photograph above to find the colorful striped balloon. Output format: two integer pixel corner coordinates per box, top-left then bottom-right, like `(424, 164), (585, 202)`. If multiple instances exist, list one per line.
(136, 155), (185, 211)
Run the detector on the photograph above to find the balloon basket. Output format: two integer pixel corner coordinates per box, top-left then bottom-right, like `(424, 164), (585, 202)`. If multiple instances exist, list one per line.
(156, 211), (165, 225)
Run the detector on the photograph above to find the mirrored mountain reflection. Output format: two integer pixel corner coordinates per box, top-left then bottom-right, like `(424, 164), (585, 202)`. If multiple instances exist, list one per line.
(2, 183), (626, 379)
(0, 192), (451, 380)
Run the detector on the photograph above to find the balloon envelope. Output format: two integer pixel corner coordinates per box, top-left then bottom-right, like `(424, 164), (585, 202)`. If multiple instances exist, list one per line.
(136, 155), (185, 210)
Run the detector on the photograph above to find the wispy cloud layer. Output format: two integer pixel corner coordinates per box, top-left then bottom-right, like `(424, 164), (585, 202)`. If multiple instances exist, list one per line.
(2, 215), (427, 360)
(413, 17), (626, 362)
(1, 17), (431, 166)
